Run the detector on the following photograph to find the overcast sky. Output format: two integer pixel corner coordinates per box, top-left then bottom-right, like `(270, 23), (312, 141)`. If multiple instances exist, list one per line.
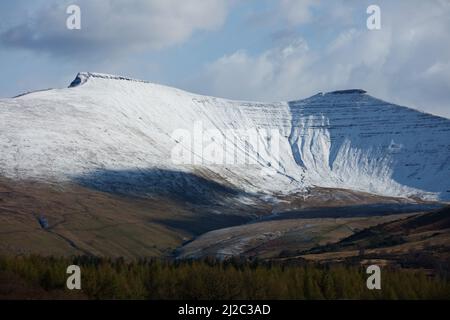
(0, 0), (449, 118)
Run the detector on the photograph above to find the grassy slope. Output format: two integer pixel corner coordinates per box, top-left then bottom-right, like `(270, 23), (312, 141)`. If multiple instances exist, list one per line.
(178, 214), (416, 259)
(0, 177), (252, 258)
(1, 176), (447, 267)
(297, 207), (450, 269)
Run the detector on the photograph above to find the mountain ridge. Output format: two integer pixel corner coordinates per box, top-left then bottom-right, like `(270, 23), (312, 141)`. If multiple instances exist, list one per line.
(0, 72), (449, 201)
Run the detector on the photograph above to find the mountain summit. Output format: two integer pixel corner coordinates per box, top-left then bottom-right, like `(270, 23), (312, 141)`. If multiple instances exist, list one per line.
(0, 72), (449, 201)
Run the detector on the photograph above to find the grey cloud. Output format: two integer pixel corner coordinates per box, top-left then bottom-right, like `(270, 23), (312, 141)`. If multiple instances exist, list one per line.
(0, 0), (229, 59)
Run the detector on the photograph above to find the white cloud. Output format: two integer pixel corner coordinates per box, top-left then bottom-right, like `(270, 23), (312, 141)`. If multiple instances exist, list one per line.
(279, 0), (320, 25)
(0, 0), (229, 58)
(194, 0), (450, 118)
(198, 38), (313, 101)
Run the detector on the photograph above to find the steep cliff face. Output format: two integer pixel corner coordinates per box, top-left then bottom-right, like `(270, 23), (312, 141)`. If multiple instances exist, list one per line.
(0, 72), (449, 201)
(288, 91), (450, 200)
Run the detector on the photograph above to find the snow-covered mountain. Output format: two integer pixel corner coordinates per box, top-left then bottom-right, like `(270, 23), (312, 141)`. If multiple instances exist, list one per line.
(0, 72), (449, 201)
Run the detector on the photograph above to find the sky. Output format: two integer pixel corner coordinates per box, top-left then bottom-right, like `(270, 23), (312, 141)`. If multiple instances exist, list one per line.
(0, 0), (449, 118)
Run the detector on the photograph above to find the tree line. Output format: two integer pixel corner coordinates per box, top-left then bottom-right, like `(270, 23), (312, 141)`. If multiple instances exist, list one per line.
(0, 255), (449, 299)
